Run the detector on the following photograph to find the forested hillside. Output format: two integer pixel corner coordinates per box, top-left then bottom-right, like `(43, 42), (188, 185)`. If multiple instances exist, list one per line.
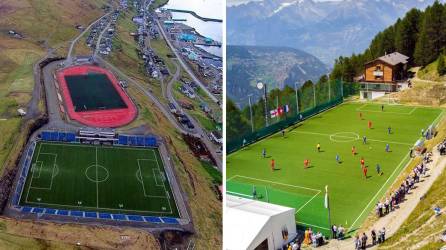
(331, 1), (446, 81)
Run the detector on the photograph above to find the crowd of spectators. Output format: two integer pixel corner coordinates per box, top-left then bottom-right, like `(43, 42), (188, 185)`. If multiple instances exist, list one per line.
(375, 152), (431, 218)
(354, 228), (386, 249)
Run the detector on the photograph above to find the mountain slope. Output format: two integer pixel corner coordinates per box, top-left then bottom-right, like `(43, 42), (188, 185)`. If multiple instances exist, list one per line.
(227, 0), (445, 65)
(227, 45), (328, 107)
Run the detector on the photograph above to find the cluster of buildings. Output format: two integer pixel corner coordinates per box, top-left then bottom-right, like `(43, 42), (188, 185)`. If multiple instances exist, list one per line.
(86, 10), (120, 56)
(131, 4), (168, 79)
(156, 9), (223, 97)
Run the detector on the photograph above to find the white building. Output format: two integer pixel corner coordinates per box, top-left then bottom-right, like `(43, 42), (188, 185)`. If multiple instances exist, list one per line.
(224, 195), (297, 250)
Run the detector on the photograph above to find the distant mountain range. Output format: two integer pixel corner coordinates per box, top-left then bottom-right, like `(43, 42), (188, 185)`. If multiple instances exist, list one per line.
(227, 45), (329, 108)
(227, 0), (446, 65)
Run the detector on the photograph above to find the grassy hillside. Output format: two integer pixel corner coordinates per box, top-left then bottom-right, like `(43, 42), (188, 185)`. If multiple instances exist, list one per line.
(418, 55), (446, 82)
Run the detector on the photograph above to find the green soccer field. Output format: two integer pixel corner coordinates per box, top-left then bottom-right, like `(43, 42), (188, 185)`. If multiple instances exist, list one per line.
(19, 142), (179, 217)
(227, 102), (444, 235)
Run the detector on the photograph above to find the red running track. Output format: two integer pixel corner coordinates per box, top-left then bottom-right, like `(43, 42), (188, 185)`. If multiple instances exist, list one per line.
(56, 65), (137, 128)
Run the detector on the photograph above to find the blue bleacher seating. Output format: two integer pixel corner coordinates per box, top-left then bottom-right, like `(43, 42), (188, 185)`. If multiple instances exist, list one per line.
(45, 208), (57, 215)
(32, 207), (44, 213)
(128, 136), (136, 145)
(136, 137), (144, 146)
(58, 132), (66, 141)
(99, 213), (112, 219)
(42, 131), (51, 141)
(112, 214), (127, 220)
(70, 210), (84, 217)
(127, 215), (144, 222)
(144, 216), (162, 223)
(85, 212), (97, 218)
(22, 206), (32, 213)
(56, 210), (69, 216)
(161, 217), (179, 224)
(50, 132), (58, 141)
(118, 135), (128, 145)
(66, 133), (76, 142)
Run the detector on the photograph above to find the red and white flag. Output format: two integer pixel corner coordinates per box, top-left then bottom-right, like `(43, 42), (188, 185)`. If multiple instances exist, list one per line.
(270, 109), (278, 118)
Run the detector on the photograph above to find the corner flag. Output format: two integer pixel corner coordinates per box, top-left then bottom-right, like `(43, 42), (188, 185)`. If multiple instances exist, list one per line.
(324, 185), (329, 208)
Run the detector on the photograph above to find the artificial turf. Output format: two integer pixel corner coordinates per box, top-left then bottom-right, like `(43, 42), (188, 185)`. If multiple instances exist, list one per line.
(227, 102), (443, 235)
(65, 73), (127, 112)
(19, 142), (179, 217)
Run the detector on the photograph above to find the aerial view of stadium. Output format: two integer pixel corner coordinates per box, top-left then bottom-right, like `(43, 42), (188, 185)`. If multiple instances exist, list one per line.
(0, 0), (222, 248)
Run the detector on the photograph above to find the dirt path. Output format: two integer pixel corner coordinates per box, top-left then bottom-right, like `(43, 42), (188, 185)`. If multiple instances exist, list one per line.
(317, 148), (446, 249)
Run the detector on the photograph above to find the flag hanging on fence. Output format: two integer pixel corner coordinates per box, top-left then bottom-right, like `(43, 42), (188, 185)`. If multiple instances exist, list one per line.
(270, 109), (278, 118)
(277, 106), (284, 116)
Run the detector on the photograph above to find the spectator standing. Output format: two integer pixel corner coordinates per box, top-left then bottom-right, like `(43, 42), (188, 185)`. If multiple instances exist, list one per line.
(371, 229), (377, 245)
(354, 235), (361, 250)
(361, 233), (368, 249)
(332, 225), (337, 239)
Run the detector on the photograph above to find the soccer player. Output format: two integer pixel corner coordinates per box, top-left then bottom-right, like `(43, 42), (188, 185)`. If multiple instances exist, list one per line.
(376, 163), (381, 175)
(304, 159), (310, 169)
(282, 130), (285, 137)
(360, 157), (365, 168)
(242, 138), (247, 147)
(381, 105), (384, 111)
(262, 148), (266, 158)
(385, 144), (390, 152)
(368, 120), (372, 129)
(363, 136), (367, 144)
(336, 154), (341, 164)
(317, 143), (321, 152)
(252, 186), (257, 199)
(388, 126), (392, 134)
(363, 166), (368, 179)
(359, 112), (363, 120)
(352, 146), (357, 156)
(421, 129), (425, 137)
(271, 159), (275, 171)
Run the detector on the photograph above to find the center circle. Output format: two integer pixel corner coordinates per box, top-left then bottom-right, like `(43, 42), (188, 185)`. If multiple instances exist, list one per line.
(85, 164), (109, 183)
(330, 132), (360, 142)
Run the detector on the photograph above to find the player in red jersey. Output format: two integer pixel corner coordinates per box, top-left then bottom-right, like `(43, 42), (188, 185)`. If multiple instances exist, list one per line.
(352, 146), (356, 156)
(304, 159), (310, 169)
(363, 166), (368, 179)
(360, 157), (365, 168)
(368, 120), (372, 129)
(271, 159), (275, 171)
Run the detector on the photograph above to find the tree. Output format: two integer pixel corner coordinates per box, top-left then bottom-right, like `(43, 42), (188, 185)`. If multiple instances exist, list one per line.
(414, 2), (444, 66)
(437, 54), (446, 75)
(226, 99), (251, 142)
(395, 9), (422, 62)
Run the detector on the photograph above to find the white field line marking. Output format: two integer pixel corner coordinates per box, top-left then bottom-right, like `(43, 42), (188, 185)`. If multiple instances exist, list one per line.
(33, 161), (43, 179)
(155, 148), (182, 217)
(25, 200), (174, 214)
(136, 159), (170, 199)
(226, 175), (238, 182)
(348, 152), (410, 232)
(26, 143), (42, 202)
(292, 130), (413, 146)
(234, 175), (322, 192)
(152, 168), (164, 187)
(19, 142), (37, 204)
(226, 191), (252, 198)
(356, 104), (416, 115)
(432, 110), (445, 126)
(29, 153), (57, 190)
(96, 147), (99, 208)
(297, 221), (331, 230)
(152, 150), (173, 213)
(295, 190), (321, 213)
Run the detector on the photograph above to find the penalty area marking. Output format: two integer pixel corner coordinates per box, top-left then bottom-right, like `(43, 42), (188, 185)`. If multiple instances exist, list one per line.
(356, 104), (416, 115)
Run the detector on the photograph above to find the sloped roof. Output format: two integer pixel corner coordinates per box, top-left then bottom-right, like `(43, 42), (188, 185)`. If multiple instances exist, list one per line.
(366, 52), (409, 66)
